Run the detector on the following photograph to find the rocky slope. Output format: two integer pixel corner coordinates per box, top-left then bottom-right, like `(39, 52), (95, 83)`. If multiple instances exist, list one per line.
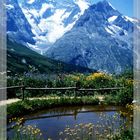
(46, 1), (139, 73)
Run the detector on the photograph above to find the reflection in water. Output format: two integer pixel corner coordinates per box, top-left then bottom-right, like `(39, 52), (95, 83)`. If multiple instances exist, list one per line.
(8, 105), (132, 140)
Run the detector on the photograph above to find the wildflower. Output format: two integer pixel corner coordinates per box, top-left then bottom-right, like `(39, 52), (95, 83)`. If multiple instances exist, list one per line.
(86, 72), (111, 81)
(88, 132), (92, 136)
(59, 132), (63, 135)
(132, 100), (137, 103)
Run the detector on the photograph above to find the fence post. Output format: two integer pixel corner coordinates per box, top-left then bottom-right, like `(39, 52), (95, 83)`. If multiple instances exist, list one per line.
(21, 85), (25, 101)
(75, 81), (80, 98)
(74, 87), (76, 98)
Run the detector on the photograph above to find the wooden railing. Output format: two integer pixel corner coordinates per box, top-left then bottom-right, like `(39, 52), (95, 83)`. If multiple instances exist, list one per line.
(0, 86), (124, 101)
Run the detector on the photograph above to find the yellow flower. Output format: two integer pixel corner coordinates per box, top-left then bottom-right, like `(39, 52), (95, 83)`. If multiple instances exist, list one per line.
(71, 75), (80, 81)
(126, 79), (134, 86)
(86, 72), (111, 81)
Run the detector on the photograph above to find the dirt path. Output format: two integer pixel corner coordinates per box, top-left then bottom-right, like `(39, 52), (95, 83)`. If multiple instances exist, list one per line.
(0, 95), (105, 106)
(0, 99), (21, 106)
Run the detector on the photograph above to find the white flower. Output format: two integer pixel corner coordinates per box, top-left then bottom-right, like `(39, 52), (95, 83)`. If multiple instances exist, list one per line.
(132, 100), (137, 103)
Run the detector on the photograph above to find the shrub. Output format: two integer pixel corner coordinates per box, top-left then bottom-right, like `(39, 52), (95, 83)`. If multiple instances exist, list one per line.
(7, 71), (133, 102)
(112, 129), (133, 140)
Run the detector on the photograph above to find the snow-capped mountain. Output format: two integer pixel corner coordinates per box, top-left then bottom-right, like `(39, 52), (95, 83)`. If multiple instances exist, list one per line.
(7, 0), (140, 73)
(46, 0), (140, 73)
(16, 0), (90, 53)
(7, 0), (35, 45)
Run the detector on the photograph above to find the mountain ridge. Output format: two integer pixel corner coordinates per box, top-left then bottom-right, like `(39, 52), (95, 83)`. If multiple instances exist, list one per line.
(7, 0), (139, 74)
(7, 0), (35, 45)
(46, 0), (137, 73)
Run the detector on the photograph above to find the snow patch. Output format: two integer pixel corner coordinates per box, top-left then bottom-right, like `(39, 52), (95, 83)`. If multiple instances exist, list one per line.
(125, 16), (135, 22)
(20, 0), (89, 53)
(105, 27), (114, 34)
(137, 25), (140, 30)
(40, 3), (54, 17)
(38, 9), (73, 43)
(27, 0), (35, 4)
(74, 0), (89, 14)
(108, 16), (118, 23)
(108, 25), (122, 34)
(5, 4), (14, 10)
(61, 11), (72, 20)
(22, 4), (77, 50)
(29, 9), (40, 18)
(21, 8), (42, 36)
(27, 43), (43, 54)
(108, 2), (116, 10)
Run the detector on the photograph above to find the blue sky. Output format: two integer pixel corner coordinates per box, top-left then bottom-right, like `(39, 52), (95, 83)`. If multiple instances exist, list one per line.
(91, 0), (133, 17)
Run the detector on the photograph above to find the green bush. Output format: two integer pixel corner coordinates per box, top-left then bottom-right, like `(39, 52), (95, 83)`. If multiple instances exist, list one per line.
(7, 71), (133, 104)
(104, 82), (133, 106)
(112, 129), (133, 140)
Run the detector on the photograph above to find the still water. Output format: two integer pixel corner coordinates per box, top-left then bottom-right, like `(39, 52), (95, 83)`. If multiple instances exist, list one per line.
(8, 105), (131, 140)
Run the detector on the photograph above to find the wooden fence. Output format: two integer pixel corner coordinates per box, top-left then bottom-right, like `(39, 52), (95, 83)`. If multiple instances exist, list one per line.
(1, 86), (124, 101)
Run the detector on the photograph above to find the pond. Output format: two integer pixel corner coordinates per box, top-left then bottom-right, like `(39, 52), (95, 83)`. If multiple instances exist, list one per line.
(8, 105), (132, 140)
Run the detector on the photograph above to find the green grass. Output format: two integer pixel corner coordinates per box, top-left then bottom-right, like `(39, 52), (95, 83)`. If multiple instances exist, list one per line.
(103, 85), (133, 106)
(7, 96), (99, 118)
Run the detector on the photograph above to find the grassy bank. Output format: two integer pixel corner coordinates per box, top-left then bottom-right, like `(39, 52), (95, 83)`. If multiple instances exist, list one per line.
(7, 96), (99, 118)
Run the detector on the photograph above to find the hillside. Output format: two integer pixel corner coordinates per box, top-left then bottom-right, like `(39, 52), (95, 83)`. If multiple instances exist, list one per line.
(7, 39), (93, 75)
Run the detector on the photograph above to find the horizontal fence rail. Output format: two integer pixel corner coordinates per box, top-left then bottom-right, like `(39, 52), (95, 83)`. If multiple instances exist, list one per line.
(0, 86), (24, 90)
(78, 87), (125, 91)
(25, 87), (77, 90)
(4, 85), (125, 100)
